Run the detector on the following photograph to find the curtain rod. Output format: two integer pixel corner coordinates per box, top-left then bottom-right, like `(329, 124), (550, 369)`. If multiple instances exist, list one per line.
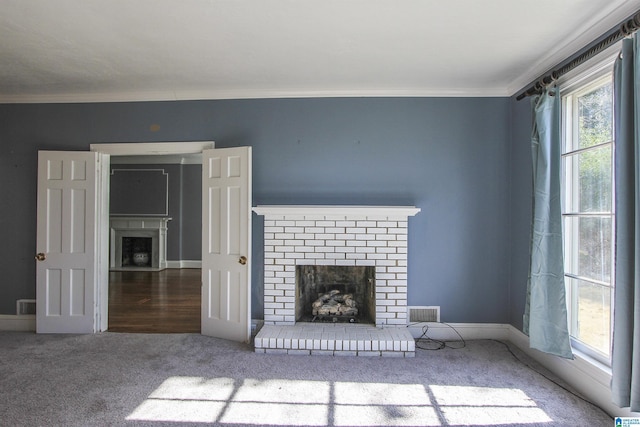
(516, 10), (640, 101)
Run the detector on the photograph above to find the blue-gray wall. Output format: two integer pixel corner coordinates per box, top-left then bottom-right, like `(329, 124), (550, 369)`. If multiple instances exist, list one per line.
(110, 163), (202, 261)
(0, 97), (511, 322)
(508, 96), (534, 331)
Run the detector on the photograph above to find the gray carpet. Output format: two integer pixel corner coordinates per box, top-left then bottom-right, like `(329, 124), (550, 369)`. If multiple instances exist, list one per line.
(0, 332), (611, 426)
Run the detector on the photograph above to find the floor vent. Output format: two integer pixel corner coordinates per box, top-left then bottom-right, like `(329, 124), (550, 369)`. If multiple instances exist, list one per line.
(16, 299), (36, 315)
(408, 306), (440, 323)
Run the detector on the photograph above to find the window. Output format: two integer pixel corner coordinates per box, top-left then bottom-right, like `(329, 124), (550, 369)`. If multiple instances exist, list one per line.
(561, 73), (614, 363)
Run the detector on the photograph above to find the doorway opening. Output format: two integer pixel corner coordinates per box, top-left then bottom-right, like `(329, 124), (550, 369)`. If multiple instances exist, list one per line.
(104, 148), (206, 334)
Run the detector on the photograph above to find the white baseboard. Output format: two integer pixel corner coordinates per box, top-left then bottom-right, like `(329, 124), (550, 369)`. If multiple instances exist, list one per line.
(166, 260), (202, 269)
(408, 322), (510, 341)
(0, 315), (35, 332)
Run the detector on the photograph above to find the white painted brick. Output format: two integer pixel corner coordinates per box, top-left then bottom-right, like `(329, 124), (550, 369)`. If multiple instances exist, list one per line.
(326, 253), (346, 260)
(264, 220), (277, 227)
(275, 271), (295, 278)
(387, 280), (407, 286)
(376, 234), (397, 241)
(335, 260), (357, 266)
(296, 258), (316, 265)
(275, 233), (294, 239)
(316, 220), (336, 227)
(388, 240), (408, 247)
(346, 253), (366, 260)
(355, 234), (375, 240)
(315, 246), (335, 253)
(336, 221), (356, 227)
(376, 260), (397, 266)
(366, 241), (386, 247)
(366, 227), (387, 234)
(346, 240), (366, 247)
(387, 253), (407, 259)
(377, 221), (398, 227)
(264, 226), (284, 233)
(305, 227), (325, 233)
(264, 302), (283, 309)
(296, 220), (315, 227)
(275, 258), (296, 265)
(275, 220), (297, 227)
(388, 227), (407, 234)
(355, 246), (375, 253)
(387, 293), (405, 300)
(264, 233), (275, 240)
(275, 246), (294, 252)
(346, 227), (366, 234)
(264, 289), (284, 296)
(367, 253), (388, 260)
(284, 226), (305, 233)
(325, 227), (345, 233)
(294, 233), (315, 240)
(326, 240), (347, 247)
(265, 239), (284, 246)
(294, 246), (315, 253)
(264, 277), (284, 284)
(305, 253), (325, 259)
(316, 259), (336, 266)
(376, 273), (397, 280)
(335, 233), (355, 240)
(356, 221), (376, 227)
(316, 233), (335, 240)
(264, 251), (284, 259)
(355, 260), (376, 266)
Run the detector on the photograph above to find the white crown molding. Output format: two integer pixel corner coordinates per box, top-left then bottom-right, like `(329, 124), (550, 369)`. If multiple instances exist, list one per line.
(0, 86), (511, 104)
(508, 1), (640, 96)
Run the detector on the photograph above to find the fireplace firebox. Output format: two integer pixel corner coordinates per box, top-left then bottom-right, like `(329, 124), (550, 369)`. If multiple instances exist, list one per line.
(296, 265), (375, 323)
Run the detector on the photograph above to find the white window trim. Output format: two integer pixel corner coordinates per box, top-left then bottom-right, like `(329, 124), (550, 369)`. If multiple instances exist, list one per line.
(560, 60), (616, 366)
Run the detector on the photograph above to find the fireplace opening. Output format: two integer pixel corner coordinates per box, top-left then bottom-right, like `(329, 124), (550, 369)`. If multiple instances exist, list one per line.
(296, 266), (375, 324)
(121, 236), (152, 267)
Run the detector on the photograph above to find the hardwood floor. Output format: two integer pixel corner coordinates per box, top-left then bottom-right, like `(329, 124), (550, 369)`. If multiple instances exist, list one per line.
(108, 268), (201, 333)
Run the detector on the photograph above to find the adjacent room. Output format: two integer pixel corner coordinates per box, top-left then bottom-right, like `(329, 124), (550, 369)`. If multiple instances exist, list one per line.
(1, 1), (639, 425)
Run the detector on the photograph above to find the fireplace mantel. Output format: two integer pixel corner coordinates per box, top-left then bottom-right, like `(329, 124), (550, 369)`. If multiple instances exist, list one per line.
(109, 216), (172, 271)
(252, 205), (420, 218)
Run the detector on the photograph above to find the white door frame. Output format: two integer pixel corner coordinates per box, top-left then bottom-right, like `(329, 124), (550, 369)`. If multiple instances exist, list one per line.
(90, 141), (215, 331)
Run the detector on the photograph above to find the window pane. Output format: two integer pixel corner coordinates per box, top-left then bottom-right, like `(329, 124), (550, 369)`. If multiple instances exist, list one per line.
(566, 277), (611, 355)
(563, 216), (612, 282)
(563, 145), (612, 212)
(577, 83), (612, 149)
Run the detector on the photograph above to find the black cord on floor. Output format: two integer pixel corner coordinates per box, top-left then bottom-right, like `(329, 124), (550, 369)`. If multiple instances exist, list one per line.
(490, 339), (611, 419)
(408, 322), (466, 350)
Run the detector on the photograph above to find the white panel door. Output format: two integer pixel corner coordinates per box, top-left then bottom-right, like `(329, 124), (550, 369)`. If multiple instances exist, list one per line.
(202, 147), (252, 342)
(36, 151), (100, 333)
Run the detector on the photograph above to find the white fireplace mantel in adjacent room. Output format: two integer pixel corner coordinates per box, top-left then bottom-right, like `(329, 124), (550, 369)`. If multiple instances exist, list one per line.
(110, 216), (172, 271)
(252, 205), (421, 329)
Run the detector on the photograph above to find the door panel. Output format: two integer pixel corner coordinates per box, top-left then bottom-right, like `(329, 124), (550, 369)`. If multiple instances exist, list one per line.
(36, 151), (99, 333)
(201, 147), (252, 342)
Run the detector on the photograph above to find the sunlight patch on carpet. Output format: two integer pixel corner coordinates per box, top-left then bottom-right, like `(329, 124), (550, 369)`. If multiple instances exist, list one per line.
(127, 376), (552, 425)
(430, 385), (553, 425)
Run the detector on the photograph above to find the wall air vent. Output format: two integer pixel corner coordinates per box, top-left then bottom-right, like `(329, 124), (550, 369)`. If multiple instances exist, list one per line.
(16, 299), (36, 315)
(408, 306), (440, 323)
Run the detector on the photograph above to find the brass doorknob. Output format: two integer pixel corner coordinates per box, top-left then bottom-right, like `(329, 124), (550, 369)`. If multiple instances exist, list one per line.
(35, 253), (46, 261)
(239, 256), (247, 265)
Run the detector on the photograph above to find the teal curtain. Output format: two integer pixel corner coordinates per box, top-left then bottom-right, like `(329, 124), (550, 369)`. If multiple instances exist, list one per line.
(523, 88), (574, 359)
(611, 33), (640, 412)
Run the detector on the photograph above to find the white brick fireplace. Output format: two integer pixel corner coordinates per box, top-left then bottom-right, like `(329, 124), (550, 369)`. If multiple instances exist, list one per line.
(252, 205), (420, 356)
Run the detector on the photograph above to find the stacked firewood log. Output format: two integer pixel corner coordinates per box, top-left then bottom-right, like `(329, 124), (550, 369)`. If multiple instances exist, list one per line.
(311, 290), (358, 316)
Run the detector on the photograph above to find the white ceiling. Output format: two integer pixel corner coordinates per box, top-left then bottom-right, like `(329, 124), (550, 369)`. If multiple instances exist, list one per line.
(1, 0), (638, 103)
